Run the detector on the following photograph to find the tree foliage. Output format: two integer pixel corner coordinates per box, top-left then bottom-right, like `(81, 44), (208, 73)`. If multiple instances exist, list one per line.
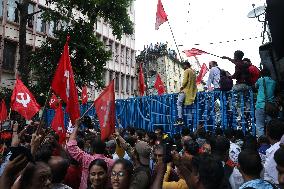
(29, 0), (134, 104)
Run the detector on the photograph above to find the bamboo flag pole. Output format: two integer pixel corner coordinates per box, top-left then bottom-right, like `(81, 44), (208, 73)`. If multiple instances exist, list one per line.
(37, 87), (52, 134)
(167, 21), (183, 62)
(194, 56), (202, 69)
(80, 103), (94, 119)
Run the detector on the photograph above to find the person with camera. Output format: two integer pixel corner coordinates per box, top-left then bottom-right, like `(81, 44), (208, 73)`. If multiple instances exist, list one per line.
(113, 129), (152, 189)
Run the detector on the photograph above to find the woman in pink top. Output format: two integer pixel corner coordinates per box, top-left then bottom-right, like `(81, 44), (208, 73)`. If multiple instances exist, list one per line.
(66, 119), (114, 189)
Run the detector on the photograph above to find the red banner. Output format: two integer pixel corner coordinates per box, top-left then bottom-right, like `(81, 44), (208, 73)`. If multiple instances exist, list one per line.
(155, 0), (168, 30)
(196, 63), (208, 84)
(51, 37), (80, 124)
(94, 80), (115, 141)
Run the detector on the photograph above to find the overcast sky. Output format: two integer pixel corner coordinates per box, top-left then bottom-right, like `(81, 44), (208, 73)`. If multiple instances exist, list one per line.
(135, 0), (267, 74)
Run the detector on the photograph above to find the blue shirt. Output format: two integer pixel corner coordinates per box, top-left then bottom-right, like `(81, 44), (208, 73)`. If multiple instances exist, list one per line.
(207, 67), (220, 89)
(255, 77), (276, 109)
(239, 179), (275, 189)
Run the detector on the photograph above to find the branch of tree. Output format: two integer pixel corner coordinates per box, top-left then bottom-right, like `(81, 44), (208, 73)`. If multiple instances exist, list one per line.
(28, 10), (43, 18)
(15, 1), (21, 10)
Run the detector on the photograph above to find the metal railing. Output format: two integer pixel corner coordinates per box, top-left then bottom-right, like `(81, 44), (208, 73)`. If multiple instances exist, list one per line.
(45, 90), (256, 136)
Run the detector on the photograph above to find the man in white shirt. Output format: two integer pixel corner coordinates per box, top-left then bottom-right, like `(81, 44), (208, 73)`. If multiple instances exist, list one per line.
(206, 61), (220, 90)
(264, 119), (284, 184)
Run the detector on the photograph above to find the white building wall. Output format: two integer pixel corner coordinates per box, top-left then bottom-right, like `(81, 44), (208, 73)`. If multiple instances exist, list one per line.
(0, 0), (137, 100)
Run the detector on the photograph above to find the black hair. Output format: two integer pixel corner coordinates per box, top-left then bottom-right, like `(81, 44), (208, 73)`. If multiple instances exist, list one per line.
(136, 129), (146, 140)
(242, 135), (258, 151)
(210, 136), (230, 162)
(154, 125), (164, 132)
(191, 154), (224, 189)
(215, 127), (223, 136)
(127, 127), (136, 135)
(266, 119), (284, 141)
(87, 159), (108, 188)
(181, 127), (190, 136)
(34, 143), (53, 163)
(238, 150), (263, 176)
(234, 50), (244, 60)
(153, 144), (164, 152)
(197, 128), (206, 139)
(50, 157), (70, 183)
(112, 159), (134, 177)
(261, 67), (271, 77)
(183, 139), (199, 156)
(224, 128), (235, 140)
(76, 137), (85, 150)
(184, 61), (191, 68)
(257, 136), (270, 145)
(146, 131), (157, 144)
(88, 159), (108, 172)
(92, 138), (106, 154)
(211, 61), (218, 66)
(274, 148), (284, 167)
(243, 58), (251, 63)
(235, 130), (244, 140)
(125, 137), (136, 147)
(19, 162), (50, 189)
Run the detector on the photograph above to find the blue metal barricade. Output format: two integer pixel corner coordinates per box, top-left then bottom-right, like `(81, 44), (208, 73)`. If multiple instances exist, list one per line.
(45, 90), (256, 136)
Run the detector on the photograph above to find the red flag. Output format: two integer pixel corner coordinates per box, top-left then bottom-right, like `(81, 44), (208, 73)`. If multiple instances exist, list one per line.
(155, 0), (168, 30)
(196, 63), (208, 84)
(51, 103), (66, 145)
(0, 99), (7, 122)
(81, 86), (88, 105)
(51, 37), (80, 124)
(154, 74), (166, 95)
(94, 80), (115, 141)
(183, 48), (207, 57)
(11, 78), (40, 120)
(139, 63), (146, 96)
(49, 93), (59, 109)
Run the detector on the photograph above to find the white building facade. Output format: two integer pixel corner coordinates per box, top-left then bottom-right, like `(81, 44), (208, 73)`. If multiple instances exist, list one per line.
(0, 0), (137, 99)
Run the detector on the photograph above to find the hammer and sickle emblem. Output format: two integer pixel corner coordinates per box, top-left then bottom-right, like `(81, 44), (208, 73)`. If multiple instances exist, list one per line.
(50, 99), (55, 105)
(64, 70), (70, 98)
(16, 93), (31, 107)
(101, 100), (111, 128)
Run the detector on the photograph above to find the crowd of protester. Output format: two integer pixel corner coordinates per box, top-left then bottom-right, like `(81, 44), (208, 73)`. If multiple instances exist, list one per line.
(0, 116), (283, 189)
(0, 50), (284, 189)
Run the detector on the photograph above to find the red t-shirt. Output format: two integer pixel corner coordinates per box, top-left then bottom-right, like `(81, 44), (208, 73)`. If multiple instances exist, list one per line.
(64, 165), (82, 189)
(248, 65), (260, 85)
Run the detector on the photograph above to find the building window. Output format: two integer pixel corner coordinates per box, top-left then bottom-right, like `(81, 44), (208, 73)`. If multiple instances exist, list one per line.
(27, 4), (35, 28)
(7, 0), (19, 23)
(115, 72), (119, 91)
(126, 48), (129, 65)
(131, 77), (135, 94)
(121, 47), (125, 64)
(115, 44), (119, 63)
(126, 75), (130, 93)
(3, 40), (17, 72)
(36, 9), (46, 33)
(109, 41), (113, 60)
(0, 0), (3, 17)
(131, 51), (135, 67)
(48, 20), (55, 36)
(109, 70), (113, 84)
(121, 74), (125, 93)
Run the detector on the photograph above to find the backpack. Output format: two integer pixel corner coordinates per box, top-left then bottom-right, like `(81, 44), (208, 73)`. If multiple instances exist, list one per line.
(218, 68), (233, 91)
(248, 65), (260, 85)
